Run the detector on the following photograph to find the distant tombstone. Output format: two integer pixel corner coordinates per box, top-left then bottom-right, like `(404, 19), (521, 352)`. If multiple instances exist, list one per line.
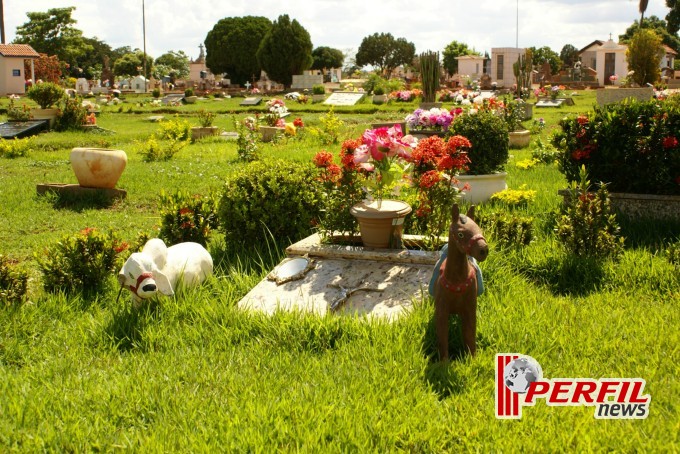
(480, 74), (492, 90)
(535, 99), (563, 108)
(76, 78), (89, 94)
(323, 92), (365, 106)
(240, 97), (263, 106)
(540, 62), (552, 86)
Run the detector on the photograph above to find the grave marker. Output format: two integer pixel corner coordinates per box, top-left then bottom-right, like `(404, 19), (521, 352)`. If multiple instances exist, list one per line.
(240, 97), (263, 106)
(323, 91), (365, 106)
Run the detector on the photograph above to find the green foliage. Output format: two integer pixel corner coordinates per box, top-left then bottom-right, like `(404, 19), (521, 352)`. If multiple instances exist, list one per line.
(36, 228), (129, 295)
(0, 137), (33, 158)
(531, 137), (559, 164)
(256, 14), (313, 87)
(312, 107), (344, 145)
(54, 97), (88, 131)
(442, 40), (480, 75)
(26, 82), (65, 109)
(449, 111), (509, 175)
(112, 51), (154, 79)
(419, 51), (440, 103)
(559, 44), (580, 68)
(184, 87), (194, 97)
(6, 99), (33, 121)
(626, 28), (664, 85)
(355, 32), (415, 77)
(311, 46), (344, 70)
(665, 239), (680, 266)
(552, 100), (680, 195)
(218, 160), (321, 246)
(490, 185), (537, 207)
(205, 16), (272, 85)
(197, 109), (216, 127)
(154, 50), (190, 80)
(501, 96), (525, 131)
(156, 118), (191, 142)
(152, 88), (161, 98)
(556, 167), (625, 258)
(234, 117), (260, 162)
(512, 49), (533, 99)
(362, 74), (386, 94)
(619, 15), (680, 55)
(0, 255), (28, 306)
(528, 46), (561, 75)
(158, 189), (219, 246)
(312, 84), (326, 95)
(140, 136), (187, 162)
(478, 212), (534, 248)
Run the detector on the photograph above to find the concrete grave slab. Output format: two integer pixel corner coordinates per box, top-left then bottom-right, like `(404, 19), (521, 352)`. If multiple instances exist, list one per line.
(240, 97), (263, 106)
(0, 120), (49, 139)
(324, 92), (365, 106)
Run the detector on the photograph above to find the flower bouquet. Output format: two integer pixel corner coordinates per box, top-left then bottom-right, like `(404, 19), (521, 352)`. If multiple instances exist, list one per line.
(389, 89), (422, 103)
(263, 98), (288, 127)
(405, 107), (460, 133)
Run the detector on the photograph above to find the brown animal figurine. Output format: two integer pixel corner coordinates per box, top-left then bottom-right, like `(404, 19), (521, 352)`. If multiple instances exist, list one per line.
(431, 203), (488, 359)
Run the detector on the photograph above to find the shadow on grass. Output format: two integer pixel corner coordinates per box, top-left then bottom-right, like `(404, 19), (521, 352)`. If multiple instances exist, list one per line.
(39, 190), (119, 212)
(104, 299), (161, 352)
(519, 253), (607, 296)
(618, 215), (680, 250)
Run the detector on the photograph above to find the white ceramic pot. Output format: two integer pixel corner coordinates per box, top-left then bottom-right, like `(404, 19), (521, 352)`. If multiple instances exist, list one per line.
(70, 148), (127, 189)
(509, 130), (531, 149)
(455, 173), (508, 204)
(260, 126), (284, 142)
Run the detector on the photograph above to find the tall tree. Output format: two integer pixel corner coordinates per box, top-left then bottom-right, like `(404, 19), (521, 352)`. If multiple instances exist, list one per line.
(112, 51), (153, 79)
(311, 46), (344, 70)
(355, 33), (415, 77)
(639, 0), (649, 25)
(72, 36), (112, 80)
(620, 16), (680, 52)
(667, 0), (680, 34)
(154, 50), (190, 80)
(529, 46), (562, 74)
(23, 53), (62, 83)
(256, 14), (313, 87)
(627, 28), (664, 85)
(559, 44), (580, 68)
(204, 16), (271, 85)
(13, 7), (91, 75)
(442, 40), (480, 75)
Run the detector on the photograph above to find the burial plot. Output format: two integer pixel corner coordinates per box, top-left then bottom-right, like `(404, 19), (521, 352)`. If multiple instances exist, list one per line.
(238, 233), (438, 319)
(536, 99), (564, 108)
(161, 94), (184, 105)
(324, 92), (365, 106)
(0, 120), (48, 139)
(240, 97), (263, 106)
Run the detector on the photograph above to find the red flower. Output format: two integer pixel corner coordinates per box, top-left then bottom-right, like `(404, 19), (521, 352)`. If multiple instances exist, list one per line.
(313, 151), (334, 168)
(327, 163), (342, 180)
(179, 207), (192, 216)
(411, 136), (444, 166)
(663, 136), (678, 149)
(419, 170), (442, 189)
(293, 117), (304, 128)
(577, 115), (589, 125)
(114, 242), (129, 253)
(80, 227), (95, 236)
(446, 135), (472, 152)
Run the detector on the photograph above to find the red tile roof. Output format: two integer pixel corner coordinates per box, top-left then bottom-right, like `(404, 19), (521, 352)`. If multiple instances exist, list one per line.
(0, 44), (40, 58)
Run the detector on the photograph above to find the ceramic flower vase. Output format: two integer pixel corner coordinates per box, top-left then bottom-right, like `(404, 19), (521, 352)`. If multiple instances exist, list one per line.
(70, 148), (127, 189)
(455, 173), (508, 204)
(260, 126), (284, 142)
(350, 199), (412, 249)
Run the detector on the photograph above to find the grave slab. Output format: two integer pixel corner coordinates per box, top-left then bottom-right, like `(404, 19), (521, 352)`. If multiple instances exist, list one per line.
(240, 97), (263, 106)
(37, 183), (127, 201)
(237, 234), (439, 319)
(535, 99), (564, 108)
(324, 92), (365, 106)
(0, 120), (48, 139)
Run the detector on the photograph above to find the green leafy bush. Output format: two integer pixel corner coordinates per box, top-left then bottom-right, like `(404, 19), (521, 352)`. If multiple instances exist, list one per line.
(555, 167), (624, 258)
(54, 97), (88, 131)
(552, 100), (680, 195)
(490, 185), (537, 207)
(449, 110), (509, 175)
(197, 109), (216, 127)
(0, 137), (33, 158)
(479, 212), (534, 248)
(312, 84), (325, 95)
(218, 160), (321, 246)
(184, 88), (194, 97)
(0, 255), (28, 306)
(531, 137), (559, 164)
(140, 136), (187, 162)
(234, 117), (260, 162)
(152, 88), (161, 98)
(156, 118), (191, 142)
(6, 99), (32, 121)
(36, 228), (129, 295)
(310, 107), (343, 145)
(158, 189), (219, 246)
(26, 82), (65, 109)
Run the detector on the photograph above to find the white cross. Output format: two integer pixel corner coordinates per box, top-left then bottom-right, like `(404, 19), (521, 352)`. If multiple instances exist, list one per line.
(244, 81), (252, 90)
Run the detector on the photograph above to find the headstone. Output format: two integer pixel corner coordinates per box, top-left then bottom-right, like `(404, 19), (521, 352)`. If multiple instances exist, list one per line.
(480, 74), (492, 90)
(240, 97), (263, 106)
(76, 78), (89, 95)
(323, 92), (365, 106)
(292, 74), (323, 90)
(536, 99), (564, 107)
(161, 94), (184, 105)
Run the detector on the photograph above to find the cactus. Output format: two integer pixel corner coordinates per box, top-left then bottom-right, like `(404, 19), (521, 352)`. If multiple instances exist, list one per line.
(513, 49), (533, 99)
(420, 51), (441, 103)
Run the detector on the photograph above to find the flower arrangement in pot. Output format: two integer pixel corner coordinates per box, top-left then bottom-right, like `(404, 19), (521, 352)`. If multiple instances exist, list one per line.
(405, 107), (462, 137)
(26, 81), (65, 127)
(191, 109), (219, 140)
(260, 98), (288, 141)
(448, 109), (510, 203)
(500, 97), (531, 148)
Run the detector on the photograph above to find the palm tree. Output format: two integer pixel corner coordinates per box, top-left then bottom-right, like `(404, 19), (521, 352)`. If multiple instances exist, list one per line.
(639, 0), (649, 26)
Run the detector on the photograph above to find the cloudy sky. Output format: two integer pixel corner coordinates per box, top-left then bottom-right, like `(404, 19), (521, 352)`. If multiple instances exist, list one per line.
(2, 0), (674, 61)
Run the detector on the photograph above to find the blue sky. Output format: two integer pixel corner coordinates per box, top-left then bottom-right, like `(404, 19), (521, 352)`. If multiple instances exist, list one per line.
(3, 0), (674, 61)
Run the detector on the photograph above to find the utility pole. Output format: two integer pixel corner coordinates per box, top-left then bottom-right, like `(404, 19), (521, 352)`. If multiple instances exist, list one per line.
(0, 0), (5, 44)
(516, 0), (519, 48)
(142, 0), (147, 93)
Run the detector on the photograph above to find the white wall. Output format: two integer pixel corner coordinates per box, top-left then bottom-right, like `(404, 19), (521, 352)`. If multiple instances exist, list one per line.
(0, 57), (28, 94)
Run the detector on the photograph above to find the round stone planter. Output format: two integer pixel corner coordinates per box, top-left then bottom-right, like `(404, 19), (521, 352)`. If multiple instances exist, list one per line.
(260, 126), (284, 142)
(508, 129), (531, 149)
(373, 94), (387, 104)
(350, 199), (412, 249)
(312, 94), (326, 103)
(409, 129), (445, 140)
(184, 95), (198, 104)
(70, 148), (127, 189)
(455, 173), (508, 204)
(191, 126), (219, 141)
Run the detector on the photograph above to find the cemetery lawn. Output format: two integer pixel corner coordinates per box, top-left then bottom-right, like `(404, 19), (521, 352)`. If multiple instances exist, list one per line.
(0, 91), (678, 451)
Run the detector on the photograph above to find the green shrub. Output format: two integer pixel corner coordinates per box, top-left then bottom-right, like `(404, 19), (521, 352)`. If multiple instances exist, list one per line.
(531, 137), (559, 164)
(310, 107), (343, 145)
(197, 109), (216, 127)
(140, 136), (187, 162)
(184, 88), (194, 97)
(218, 160), (322, 246)
(555, 166), (625, 258)
(26, 82), (65, 109)
(6, 99), (32, 121)
(552, 100), (680, 195)
(490, 185), (537, 207)
(36, 228), (129, 295)
(0, 137), (33, 158)
(156, 118), (191, 142)
(312, 84), (325, 95)
(0, 255), (29, 306)
(54, 97), (88, 131)
(479, 212), (534, 248)
(666, 240), (680, 266)
(234, 117), (260, 162)
(449, 110), (509, 175)
(158, 189), (219, 246)
(152, 88), (161, 98)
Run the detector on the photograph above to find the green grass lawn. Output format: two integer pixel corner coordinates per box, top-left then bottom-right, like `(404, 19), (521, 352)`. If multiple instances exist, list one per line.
(0, 91), (678, 451)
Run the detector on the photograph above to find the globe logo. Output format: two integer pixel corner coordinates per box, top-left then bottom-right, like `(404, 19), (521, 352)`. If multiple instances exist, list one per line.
(503, 356), (543, 394)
